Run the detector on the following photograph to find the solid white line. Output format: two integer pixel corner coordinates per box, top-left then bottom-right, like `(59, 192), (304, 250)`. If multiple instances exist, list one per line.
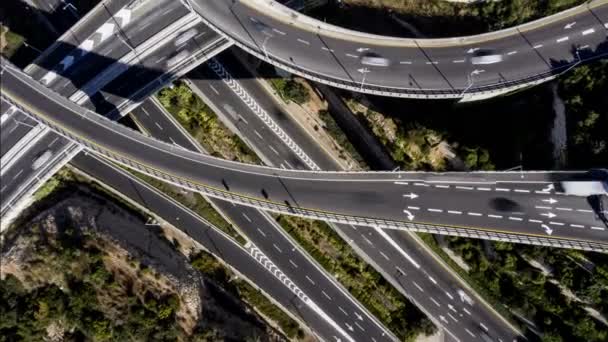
(268, 146), (280, 155)
(412, 281), (424, 292)
(468, 212), (482, 216)
(549, 221), (564, 226)
(256, 228), (266, 237)
(428, 208), (443, 213)
(297, 38), (310, 45)
(582, 28), (595, 35)
(407, 206), (420, 210)
(556, 36), (569, 43)
(448, 210), (462, 215)
(591, 226), (606, 231)
(488, 214), (503, 219)
(429, 297), (441, 307)
(509, 217), (523, 221)
(12, 169), (24, 180)
(242, 213), (252, 222)
(209, 84), (220, 95)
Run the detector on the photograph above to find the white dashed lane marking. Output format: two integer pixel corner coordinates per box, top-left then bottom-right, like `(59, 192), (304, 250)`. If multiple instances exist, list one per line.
(488, 214), (503, 219)
(591, 226), (606, 231)
(448, 210), (462, 215)
(428, 208), (443, 213)
(509, 217), (523, 221)
(533, 44), (544, 49)
(399, 61), (412, 64)
(297, 38), (310, 45)
(556, 36), (569, 43)
(322, 291), (332, 300)
(582, 28), (595, 35)
(468, 212), (482, 216)
(407, 206), (420, 210)
(429, 297), (441, 307)
(549, 222), (565, 226)
(412, 281), (424, 292)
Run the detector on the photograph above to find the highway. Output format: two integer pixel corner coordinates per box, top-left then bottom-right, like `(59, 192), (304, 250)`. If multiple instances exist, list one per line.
(129, 97), (399, 342)
(3, 61), (606, 251)
(70, 154), (357, 342)
(190, 0), (608, 98)
(180, 52), (521, 342)
(0, 0), (229, 221)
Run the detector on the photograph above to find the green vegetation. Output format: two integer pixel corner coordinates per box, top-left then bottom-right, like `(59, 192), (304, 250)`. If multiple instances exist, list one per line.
(558, 60), (607, 168)
(0, 25), (24, 59)
(276, 215), (436, 341)
(32, 176), (62, 201)
(1, 228), (184, 341)
(269, 77), (311, 105)
(127, 168), (247, 245)
(318, 109), (368, 167)
(157, 82), (260, 164)
(190, 251), (305, 339)
(315, 0), (585, 37)
(423, 234), (608, 341)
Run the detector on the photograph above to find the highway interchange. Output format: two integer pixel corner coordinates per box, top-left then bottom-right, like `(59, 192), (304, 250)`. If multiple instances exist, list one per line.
(1, 0), (607, 341)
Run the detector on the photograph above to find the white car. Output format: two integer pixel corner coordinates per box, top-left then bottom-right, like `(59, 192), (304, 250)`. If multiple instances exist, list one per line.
(360, 55), (391, 67)
(471, 50), (503, 65)
(32, 150), (53, 170)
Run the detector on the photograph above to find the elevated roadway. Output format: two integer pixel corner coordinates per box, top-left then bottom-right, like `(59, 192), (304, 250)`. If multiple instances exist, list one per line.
(189, 0), (608, 99)
(2, 61), (606, 252)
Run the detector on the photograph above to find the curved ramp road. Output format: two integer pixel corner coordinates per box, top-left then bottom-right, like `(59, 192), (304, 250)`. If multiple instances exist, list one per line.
(188, 0), (608, 99)
(1, 62), (607, 252)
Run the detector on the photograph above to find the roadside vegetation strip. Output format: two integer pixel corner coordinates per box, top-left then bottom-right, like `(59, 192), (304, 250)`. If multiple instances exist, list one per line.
(275, 215), (436, 341)
(156, 82), (261, 165)
(0, 25), (24, 59)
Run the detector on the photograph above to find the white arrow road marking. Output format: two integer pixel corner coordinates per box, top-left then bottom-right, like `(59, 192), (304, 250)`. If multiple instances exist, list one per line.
(403, 210), (415, 221)
(542, 198), (558, 204)
(541, 224), (553, 235)
(541, 212), (556, 219)
(357, 67), (370, 74)
(402, 193), (418, 199)
(439, 315), (448, 324)
(356, 47), (370, 52)
(467, 47), (480, 53)
(354, 312), (363, 321)
(345, 323), (354, 332)
(542, 184), (555, 192)
(115, 9), (132, 27)
(97, 23), (115, 41)
(564, 21), (576, 29)
(471, 69), (485, 75)
(59, 55), (74, 70)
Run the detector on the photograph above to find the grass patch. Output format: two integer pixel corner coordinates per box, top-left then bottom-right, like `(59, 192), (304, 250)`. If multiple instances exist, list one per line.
(318, 109), (368, 168)
(269, 77), (311, 105)
(0, 25), (24, 59)
(157, 82), (260, 165)
(276, 215), (436, 341)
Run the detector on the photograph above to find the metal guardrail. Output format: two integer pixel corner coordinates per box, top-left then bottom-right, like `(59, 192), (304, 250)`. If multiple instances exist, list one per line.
(191, 5), (607, 99)
(4, 91), (606, 252)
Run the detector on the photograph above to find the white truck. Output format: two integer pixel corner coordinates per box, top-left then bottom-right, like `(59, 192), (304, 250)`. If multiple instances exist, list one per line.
(561, 181), (608, 196)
